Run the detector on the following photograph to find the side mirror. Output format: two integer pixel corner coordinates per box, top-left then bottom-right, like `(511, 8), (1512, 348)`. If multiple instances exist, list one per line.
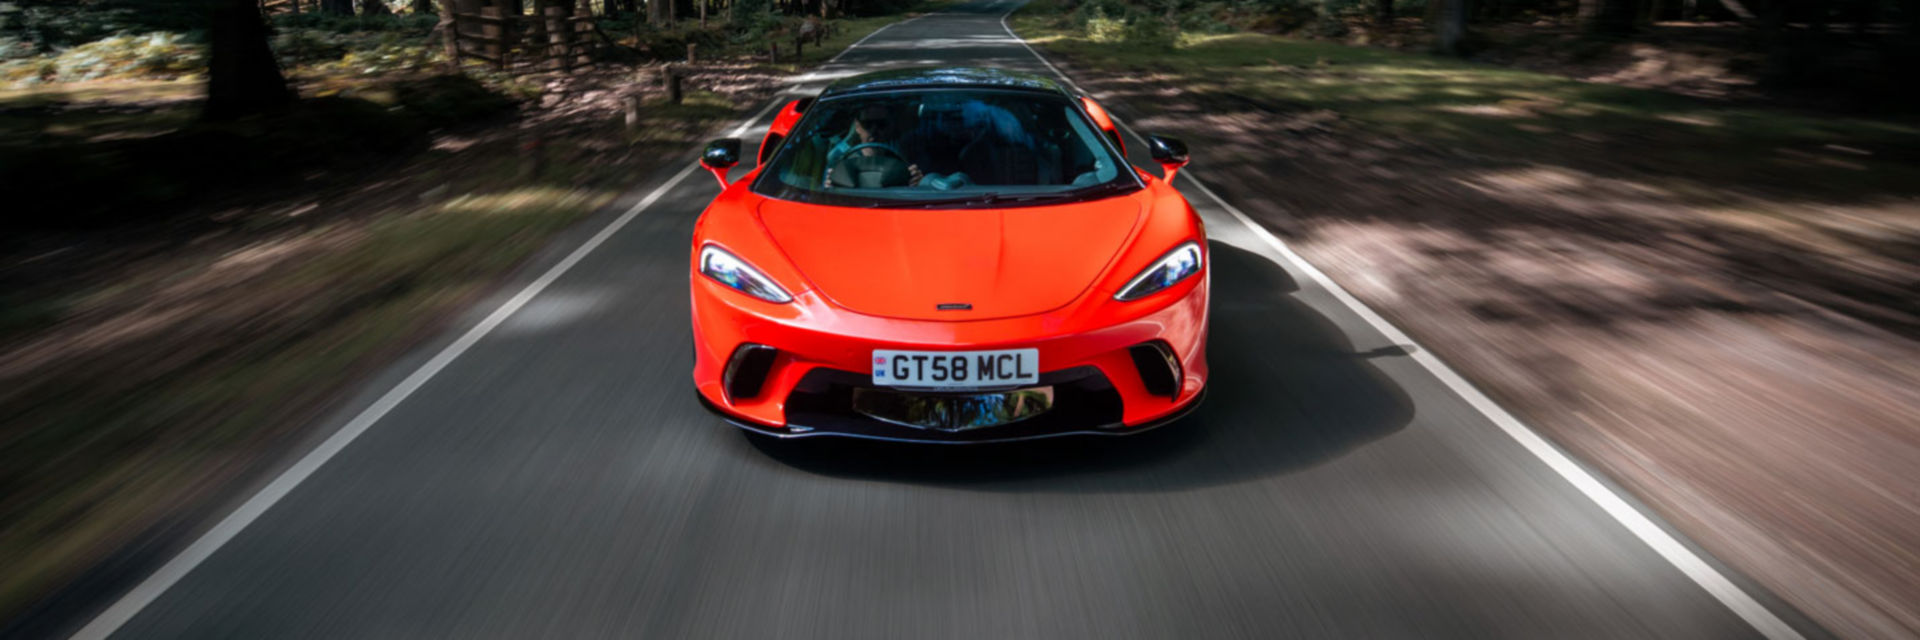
(701, 138), (742, 188)
(1146, 135), (1189, 182)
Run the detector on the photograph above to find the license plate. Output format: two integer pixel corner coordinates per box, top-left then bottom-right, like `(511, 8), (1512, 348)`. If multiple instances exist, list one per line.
(871, 349), (1038, 389)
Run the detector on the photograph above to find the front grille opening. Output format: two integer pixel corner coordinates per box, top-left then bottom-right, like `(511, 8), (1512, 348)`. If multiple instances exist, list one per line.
(852, 387), (1054, 432)
(783, 366), (1124, 441)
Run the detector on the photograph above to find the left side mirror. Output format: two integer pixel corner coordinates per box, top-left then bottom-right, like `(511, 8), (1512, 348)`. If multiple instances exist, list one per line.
(701, 138), (742, 188)
(1146, 135), (1189, 182)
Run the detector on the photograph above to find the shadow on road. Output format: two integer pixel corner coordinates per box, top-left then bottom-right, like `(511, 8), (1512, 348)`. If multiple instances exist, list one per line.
(749, 243), (1414, 492)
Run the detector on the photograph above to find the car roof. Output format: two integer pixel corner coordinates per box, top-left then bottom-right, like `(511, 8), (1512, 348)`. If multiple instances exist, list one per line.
(819, 67), (1072, 98)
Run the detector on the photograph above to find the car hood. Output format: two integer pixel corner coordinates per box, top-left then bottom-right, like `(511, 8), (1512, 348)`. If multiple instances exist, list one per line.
(756, 197), (1143, 321)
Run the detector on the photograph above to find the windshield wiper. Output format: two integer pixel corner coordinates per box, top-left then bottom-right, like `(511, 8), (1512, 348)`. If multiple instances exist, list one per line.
(887, 182), (1136, 209)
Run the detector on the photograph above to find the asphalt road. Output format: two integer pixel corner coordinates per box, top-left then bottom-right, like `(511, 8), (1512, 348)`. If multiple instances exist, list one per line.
(27, 2), (1826, 638)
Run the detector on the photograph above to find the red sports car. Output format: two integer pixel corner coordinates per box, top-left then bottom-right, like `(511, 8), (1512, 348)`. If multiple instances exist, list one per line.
(691, 67), (1207, 443)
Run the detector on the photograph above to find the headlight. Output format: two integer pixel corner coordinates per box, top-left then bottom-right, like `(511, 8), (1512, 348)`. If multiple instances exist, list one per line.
(1115, 241), (1203, 301)
(700, 245), (793, 303)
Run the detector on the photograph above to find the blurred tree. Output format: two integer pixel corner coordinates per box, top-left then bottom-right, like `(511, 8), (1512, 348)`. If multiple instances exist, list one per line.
(320, 0), (354, 13)
(414, 0), (434, 13)
(1435, 0), (1468, 53)
(1579, 0), (1635, 32)
(1376, 0), (1393, 26)
(205, 0), (294, 120)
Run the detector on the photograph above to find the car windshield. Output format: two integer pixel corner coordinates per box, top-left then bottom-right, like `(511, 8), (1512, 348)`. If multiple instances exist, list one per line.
(751, 89), (1139, 208)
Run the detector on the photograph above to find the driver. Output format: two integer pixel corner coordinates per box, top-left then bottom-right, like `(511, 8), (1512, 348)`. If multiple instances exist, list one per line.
(824, 104), (924, 188)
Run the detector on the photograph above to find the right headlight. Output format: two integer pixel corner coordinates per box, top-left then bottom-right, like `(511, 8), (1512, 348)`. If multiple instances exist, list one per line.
(700, 244), (793, 303)
(1115, 241), (1203, 302)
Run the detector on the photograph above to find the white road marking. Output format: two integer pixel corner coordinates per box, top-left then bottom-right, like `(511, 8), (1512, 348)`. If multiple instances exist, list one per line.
(66, 7), (1804, 639)
(64, 22), (917, 640)
(996, 9), (1803, 640)
(66, 160), (699, 640)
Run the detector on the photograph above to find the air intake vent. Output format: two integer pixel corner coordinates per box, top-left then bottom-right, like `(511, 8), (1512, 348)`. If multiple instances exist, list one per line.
(1128, 341), (1181, 398)
(724, 344), (778, 401)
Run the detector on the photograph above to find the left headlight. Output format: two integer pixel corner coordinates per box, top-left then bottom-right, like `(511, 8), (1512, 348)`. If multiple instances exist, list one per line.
(700, 244), (793, 303)
(1115, 241), (1203, 302)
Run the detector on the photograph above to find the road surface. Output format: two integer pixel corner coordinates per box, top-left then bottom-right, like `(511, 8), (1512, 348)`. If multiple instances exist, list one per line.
(27, 2), (1825, 638)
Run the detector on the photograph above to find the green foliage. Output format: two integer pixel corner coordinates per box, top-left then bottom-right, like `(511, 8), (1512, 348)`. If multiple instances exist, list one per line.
(306, 39), (439, 75)
(0, 1), (207, 49)
(0, 31), (203, 85)
(633, 23), (730, 58)
(272, 13), (439, 35)
(1308, 15), (1349, 38)
(730, 13), (786, 44)
(1123, 14), (1177, 49)
(271, 28), (353, 65)
(731, 0), (774, 28)
(0, 10), (448, 87)
(1, 74), (515, 229)
(1178, 3), (1238, 34)
(1243, 0), (1319, 33)
(1084, 8), (1125, 42)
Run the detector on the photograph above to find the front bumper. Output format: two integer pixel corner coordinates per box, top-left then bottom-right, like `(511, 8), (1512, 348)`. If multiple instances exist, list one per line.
(691, 261), (1209, 442)
(699, 373), (1204, 443)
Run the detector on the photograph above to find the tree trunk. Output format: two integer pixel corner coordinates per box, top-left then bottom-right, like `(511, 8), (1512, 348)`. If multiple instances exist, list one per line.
(414, 0), (433, 14)
(1585, 0), (1635, 33)
(648, 0), (669, 25)
(1435, 0), (1468, 54)
(320, 0), (354, 14)
(437, 0), (459, 70)
(360, 0), (393, 15)
(542, 0), (574, 71)
(1376, 0), (1393, 26)
(206, 0), (294, 120)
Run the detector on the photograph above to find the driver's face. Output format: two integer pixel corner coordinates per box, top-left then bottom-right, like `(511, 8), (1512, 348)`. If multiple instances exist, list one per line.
(853, 107), (892, 142)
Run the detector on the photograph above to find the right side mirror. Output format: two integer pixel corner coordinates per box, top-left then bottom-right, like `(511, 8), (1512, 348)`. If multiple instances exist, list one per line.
(701, 138), (742, 188)
(1146, 135), (1189, 182)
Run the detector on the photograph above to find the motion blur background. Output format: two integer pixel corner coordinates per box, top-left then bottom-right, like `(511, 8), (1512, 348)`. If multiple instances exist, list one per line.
(2, 0), (1916, 637)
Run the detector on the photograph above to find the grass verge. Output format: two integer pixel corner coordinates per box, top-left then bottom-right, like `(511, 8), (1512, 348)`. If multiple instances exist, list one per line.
(1011, 0), (1920, 201)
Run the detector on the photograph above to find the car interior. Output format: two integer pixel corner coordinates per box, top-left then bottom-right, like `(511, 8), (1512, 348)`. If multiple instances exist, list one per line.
(773, 91), (1120, 194)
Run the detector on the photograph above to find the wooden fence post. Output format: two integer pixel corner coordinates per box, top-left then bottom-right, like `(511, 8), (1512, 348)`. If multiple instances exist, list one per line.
(519, 132), (545, 179)
(768, 42), (779, 63)
(687, 43), (697, 64)
(662, 64), (683, 104)
(573, 0), (593, 67)
(479, 5), (504, 70)
(624, 93), (642, 131)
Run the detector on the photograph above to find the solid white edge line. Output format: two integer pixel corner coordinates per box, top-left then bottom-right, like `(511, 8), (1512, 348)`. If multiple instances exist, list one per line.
(67, 158), (700, 640)
(997, 9), (1804, 640)
(63, 16), (941, 634)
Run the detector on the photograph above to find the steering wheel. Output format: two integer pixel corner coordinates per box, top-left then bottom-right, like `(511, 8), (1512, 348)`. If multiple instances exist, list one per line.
(829, 143), (912, 188)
